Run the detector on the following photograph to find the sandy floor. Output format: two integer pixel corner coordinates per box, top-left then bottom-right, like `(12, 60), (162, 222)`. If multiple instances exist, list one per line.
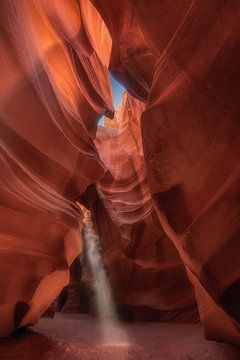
(0, 314), (239, 360)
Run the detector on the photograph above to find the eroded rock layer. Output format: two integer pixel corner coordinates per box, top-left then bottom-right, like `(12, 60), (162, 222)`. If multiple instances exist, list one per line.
(84, 93), (198, 322)
(0, 0), (240, 346)
(0, 0), (113, 336)
(91, 0), (240, 345)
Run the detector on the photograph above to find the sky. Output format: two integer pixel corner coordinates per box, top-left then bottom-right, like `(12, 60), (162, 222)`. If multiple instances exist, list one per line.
(110, 72), (125, 109)
(98, 72), (125, 126)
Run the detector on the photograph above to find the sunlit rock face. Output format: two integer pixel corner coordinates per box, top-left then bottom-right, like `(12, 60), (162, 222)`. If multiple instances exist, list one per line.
(81, 92), (198, 322)
(0, 0), (240, 346)
(0, 0), (113, 336)
(91, 0), (240, 345)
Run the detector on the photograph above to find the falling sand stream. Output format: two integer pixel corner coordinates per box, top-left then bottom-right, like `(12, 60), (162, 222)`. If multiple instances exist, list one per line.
(80, 205), (129, 349)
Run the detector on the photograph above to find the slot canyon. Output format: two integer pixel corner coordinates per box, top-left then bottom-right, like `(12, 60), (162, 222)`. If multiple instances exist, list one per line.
(0, 1), (240, 359)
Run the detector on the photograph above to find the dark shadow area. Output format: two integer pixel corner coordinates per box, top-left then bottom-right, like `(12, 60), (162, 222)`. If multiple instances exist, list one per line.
(220, 279), (240, 323)
(14, 302), (30, 327)
(0, 328), (61, 360)
(154, 185), (193, 233)
(115, 304), (134, 322)
(223, 345), (240, 360)
(52, 258), (90, 314)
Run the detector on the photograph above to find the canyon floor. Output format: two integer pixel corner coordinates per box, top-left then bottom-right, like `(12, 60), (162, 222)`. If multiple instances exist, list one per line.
(0, 314), (239, 360)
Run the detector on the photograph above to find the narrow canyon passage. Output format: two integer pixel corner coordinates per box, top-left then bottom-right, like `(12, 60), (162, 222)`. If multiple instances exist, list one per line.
(0, 0), (240, 358)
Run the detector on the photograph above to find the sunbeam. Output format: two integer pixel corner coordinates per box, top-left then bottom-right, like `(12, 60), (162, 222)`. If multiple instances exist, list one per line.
(80, 205), (129, 348)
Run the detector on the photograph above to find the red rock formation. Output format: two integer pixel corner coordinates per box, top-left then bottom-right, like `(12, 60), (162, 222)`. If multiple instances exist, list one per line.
(0, 0), (239, 347)
(91, 0), (240, 345)
(0, 0), (112, 336)
(81, 92), (198, 322)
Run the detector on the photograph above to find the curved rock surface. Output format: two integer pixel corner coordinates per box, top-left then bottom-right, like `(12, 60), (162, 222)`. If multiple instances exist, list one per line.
(91, 0), (240, 345)
(92, 93), (198, 322)
(0, 0), (239, 346)
(0, 0), (112, 336)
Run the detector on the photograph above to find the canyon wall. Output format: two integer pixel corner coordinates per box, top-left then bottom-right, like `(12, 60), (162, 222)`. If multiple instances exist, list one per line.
(82, 92), (199, 322)
(0, 0), (239, 346)
(91, 0), (240, 345)
(0, 0), (112, 336)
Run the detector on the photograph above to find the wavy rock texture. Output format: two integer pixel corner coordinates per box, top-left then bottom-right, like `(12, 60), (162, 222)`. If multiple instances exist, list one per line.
(82, 92), (198, 322)
(92, 0), (240, 345)
(0, 0), (113, 336)
(0, 0), (240, 346)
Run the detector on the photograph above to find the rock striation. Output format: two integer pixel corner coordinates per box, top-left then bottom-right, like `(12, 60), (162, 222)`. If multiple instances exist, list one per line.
(0, 0), (239, 346)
